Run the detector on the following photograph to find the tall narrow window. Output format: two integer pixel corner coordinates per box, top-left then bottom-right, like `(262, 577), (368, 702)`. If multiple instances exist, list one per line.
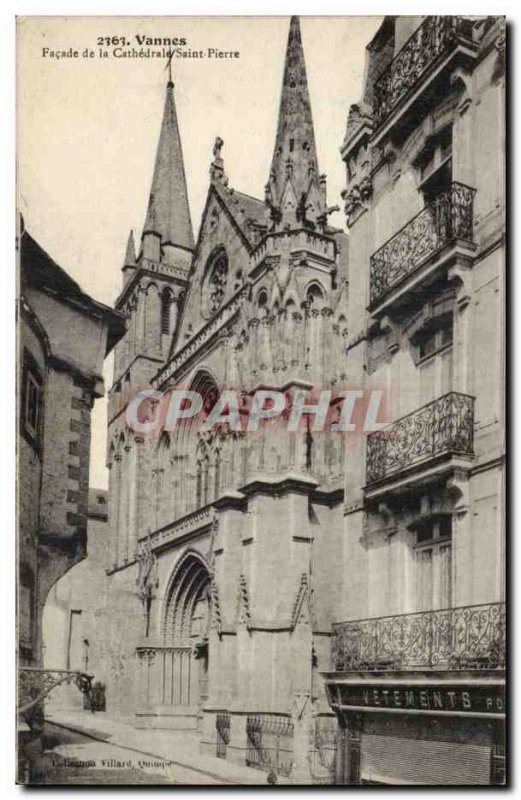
(67, 609), (83, 671)
(413, 515), (452, 611)
(196, 462), (203, 508)
(161, 289), (172, 335)
(21, 350), (43, 447)
(305, 418), (314, 471)
(203, 455), (210, 506)
(214, 450), (221, 500)
(419, 125), (453, 205)
(414, 312), (454, 404)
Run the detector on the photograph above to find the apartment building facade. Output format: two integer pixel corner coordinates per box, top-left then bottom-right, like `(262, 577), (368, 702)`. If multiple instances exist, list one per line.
(323, 15), (506, 785)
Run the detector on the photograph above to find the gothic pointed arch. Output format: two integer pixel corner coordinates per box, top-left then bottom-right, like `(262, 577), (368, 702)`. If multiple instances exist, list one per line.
(201, 245), (229, 318)
(160, 286), (174, 335)
(163, 550), (212, 646)
(305, 281), (327, 310)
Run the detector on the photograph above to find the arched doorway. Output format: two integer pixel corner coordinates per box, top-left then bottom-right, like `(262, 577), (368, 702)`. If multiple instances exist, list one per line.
(162, 552), (211, 717)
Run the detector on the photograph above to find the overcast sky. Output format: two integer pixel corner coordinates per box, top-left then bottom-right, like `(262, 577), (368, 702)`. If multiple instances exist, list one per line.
(17, 15), (382, 488)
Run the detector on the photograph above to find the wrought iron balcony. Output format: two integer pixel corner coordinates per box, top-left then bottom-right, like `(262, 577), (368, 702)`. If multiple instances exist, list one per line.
(369, 182), (475, 309)
(366, 392), (474, 488)
(332, 602), (506, 672)
(373, 16), (476, 131)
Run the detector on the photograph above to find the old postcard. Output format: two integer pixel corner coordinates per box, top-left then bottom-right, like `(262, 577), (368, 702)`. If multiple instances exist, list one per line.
(16, 14), (506, 785)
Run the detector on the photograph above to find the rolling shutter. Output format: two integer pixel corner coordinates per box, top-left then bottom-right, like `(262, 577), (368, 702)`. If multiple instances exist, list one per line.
(361, 733), (490, 785)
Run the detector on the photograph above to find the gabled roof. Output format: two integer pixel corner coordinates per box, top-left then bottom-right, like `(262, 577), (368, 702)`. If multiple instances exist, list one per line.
(211, 181), (266, 248)
(20, 226), (126, 354)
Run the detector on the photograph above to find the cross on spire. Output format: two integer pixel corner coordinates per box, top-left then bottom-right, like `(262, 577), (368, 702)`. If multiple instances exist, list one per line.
(165, 49), (174, 88)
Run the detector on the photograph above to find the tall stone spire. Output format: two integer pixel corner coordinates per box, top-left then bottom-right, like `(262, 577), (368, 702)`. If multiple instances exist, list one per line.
(266, 16), (327, 231)
(142, 80), (194, 253)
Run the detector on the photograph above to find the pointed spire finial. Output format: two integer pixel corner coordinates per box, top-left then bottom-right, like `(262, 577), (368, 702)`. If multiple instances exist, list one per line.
(266, 16), (327, 231)
(122, 229), (137, 287)
(123, 229), (136, 269)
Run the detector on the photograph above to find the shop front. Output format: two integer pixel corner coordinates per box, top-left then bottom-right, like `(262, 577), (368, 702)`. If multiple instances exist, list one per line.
(324, 673), (505, 785)
(323, 603), (506, 785)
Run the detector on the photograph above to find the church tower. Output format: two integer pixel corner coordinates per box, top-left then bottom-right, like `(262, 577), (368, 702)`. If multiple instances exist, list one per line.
(255, 15), (346, 392)
(106, 77), (194, 570)
(112, 77), (193, 392)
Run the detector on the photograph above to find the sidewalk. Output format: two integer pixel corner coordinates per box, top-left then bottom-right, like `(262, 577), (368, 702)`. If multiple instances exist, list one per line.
(45, 709), (283, 785)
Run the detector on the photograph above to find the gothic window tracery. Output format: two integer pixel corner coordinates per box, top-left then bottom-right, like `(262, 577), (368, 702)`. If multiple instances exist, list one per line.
(203, 248), (228, 317)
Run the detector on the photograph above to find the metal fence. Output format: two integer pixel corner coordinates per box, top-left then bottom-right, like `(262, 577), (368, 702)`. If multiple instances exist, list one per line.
(215, 711), (230, 759)
(246, 714), (294, 778)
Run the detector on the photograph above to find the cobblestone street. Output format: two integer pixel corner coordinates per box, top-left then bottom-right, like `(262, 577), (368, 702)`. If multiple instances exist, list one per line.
(23, 723), (224, 785)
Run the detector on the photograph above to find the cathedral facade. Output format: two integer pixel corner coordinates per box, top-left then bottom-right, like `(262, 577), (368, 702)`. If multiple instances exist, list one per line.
(104, 16), (347, 781)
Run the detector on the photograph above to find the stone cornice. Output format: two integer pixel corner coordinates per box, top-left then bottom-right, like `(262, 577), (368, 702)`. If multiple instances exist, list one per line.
(138, 503), (217, 553)
(115, 258), (190, 310)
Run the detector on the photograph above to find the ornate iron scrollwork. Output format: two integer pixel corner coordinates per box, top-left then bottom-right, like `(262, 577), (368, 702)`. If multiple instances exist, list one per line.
(366, 391), (474, 486)
(332, 601), (506, 672)
(373, 16), (475, 129)
(216, 711), (231, 758)
(246, 714), (295, 778)
(369, 182), (475, 306)
(18, 668), (93, 716)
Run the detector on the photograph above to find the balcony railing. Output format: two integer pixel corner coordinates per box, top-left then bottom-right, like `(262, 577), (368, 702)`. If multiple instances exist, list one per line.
(332, 602), (506, 672)
(373, 16), (475, 130)
(369, 182), (475, 307)
(366, 392), (474, 487)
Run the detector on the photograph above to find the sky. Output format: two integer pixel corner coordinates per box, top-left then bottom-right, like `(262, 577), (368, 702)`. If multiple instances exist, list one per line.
(17, 15), (382, 488)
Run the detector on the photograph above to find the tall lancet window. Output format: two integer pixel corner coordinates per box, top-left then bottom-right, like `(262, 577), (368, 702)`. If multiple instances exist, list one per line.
(214, 450), (221, 500)
(306, 283), (325, 376)
(161, 288), (173, 335)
